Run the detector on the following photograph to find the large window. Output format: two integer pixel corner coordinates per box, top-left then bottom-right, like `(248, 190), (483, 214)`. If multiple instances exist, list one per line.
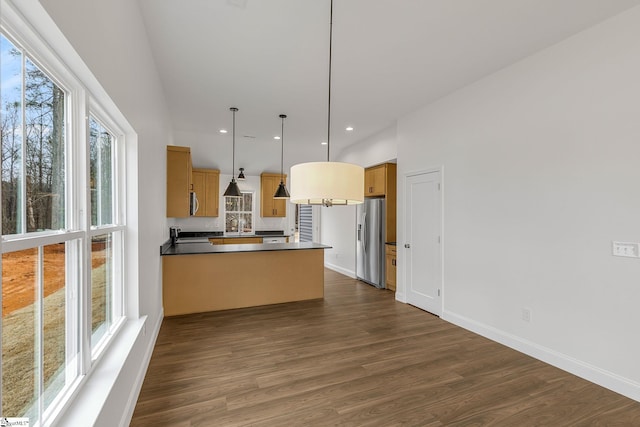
(1, 28), (125, 425)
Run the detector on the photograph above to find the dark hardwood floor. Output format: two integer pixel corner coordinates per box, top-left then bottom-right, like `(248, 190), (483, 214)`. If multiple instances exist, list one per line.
(130, 269), (640, 426)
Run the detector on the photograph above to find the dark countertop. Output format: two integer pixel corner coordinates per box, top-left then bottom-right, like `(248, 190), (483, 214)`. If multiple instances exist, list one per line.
(161, 241), (331, 256)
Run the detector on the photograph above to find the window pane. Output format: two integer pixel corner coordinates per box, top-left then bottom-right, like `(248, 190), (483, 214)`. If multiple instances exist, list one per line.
(24, 59), (65, 233)
(225, 197), (240, 212)
(91, 234), (112, 349)
(2, 248), (40, 422)
(242, 193), (251, 209)
(240, 213), (252, 233)
(1, 35), (24, 235)
(43, 241), (78, 412)
(1, 242), (79, 421)
(89, 117), (113, 226)
(225, 213), (238, 233)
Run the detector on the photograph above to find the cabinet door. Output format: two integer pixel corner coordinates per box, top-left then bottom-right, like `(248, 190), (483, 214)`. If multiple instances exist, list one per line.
(193, 169), (220, 217)
(166, 146), (192, 217)
(204, 170), (220, 216)
(385, 244), (397, 291)
(261, 173), (287, 217)
(385, 254), (396, 291)
(365, 165), (386, 197)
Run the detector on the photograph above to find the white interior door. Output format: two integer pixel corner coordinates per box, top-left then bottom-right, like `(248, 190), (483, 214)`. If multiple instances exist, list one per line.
(404, 170), (442, 315)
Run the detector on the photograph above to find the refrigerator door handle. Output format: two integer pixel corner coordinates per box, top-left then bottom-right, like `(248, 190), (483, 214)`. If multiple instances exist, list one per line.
(357, 224), (362, 242)
(362, 212), (367, 254)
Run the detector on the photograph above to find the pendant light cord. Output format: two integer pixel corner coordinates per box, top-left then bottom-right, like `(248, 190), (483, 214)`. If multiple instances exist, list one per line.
(280, 115), (286, 179)
(231, 107), (238, 178)
(327, 0), (333, 162)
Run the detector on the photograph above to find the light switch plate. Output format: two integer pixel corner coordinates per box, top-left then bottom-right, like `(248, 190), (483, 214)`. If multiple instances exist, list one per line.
(612, 241), (640, 258)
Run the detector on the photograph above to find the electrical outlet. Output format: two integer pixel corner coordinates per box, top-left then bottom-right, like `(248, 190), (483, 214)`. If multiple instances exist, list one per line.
(522, 308), (531, 323)
(612, 241), (640, 258)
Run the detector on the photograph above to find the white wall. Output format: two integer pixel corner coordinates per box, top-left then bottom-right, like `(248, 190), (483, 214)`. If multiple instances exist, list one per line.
(37, 0), (173, 424)
(321, 206), (357, 277)
(320, 124), (398, 275)
(338, 124), (398, 167)
(397, 6), (640, 400)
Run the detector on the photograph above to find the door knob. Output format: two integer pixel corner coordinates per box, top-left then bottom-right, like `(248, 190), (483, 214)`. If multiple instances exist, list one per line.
(404, 243), (411, 248)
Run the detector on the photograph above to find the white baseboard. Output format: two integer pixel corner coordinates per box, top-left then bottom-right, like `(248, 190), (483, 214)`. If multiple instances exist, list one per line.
(324, 262), (356, 278)
(119, 309), (164, 427)
(442, 310), (640, 403)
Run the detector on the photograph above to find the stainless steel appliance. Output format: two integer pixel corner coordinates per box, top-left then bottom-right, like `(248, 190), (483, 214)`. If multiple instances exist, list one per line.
(189, 191), (199, 216)
(356, 198), (386, 288)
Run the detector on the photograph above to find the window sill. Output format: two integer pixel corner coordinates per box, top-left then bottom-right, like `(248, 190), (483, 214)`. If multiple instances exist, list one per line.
(50, 316), (148, 427)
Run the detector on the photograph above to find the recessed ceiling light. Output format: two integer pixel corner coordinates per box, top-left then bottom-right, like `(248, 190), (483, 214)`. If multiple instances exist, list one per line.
(345, 126), (354, 131)
(274, 136), (281, 140)
(219, 129), (228, 134)
(321, 141), (328, 145)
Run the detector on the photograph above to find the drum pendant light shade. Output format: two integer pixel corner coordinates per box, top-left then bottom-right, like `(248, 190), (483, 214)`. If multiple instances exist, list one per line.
(290, 162), (363, 206)
(224, 107), (242, 197)
(274, 114), (290, 199)
(289, 0), (364, 206)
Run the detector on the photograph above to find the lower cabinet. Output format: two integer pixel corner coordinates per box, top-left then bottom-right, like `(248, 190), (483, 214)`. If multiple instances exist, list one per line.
(385, 244), (397, 291)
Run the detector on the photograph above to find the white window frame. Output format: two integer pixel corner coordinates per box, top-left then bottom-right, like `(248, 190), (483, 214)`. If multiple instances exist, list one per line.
(0, 2), (131, 425)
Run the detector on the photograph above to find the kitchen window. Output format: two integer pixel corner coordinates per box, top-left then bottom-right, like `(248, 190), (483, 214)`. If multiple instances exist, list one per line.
(224, 192), (254, 235)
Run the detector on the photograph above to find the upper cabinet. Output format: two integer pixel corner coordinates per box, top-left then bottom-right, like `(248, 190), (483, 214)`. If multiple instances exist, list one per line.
(261, 173), (287, 217)
(364, 163), (397, 242)
(192, 168), (220, 217)
(364, 164), (387, 196)
(364, 163), (396, 198)
(166, 145), (193, 217)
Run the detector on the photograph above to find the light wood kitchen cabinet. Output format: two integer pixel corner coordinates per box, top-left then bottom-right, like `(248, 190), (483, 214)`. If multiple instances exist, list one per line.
(385, 244), (397, 291)
(364, 163), (397, 243)
(364, 163), (396, 198)
(209, 237), (264, 245)
(364, 164), (387, 196)
(261, 173), (287, 217)
(192, 168), (220, 217)
(166, 145), (193, 217)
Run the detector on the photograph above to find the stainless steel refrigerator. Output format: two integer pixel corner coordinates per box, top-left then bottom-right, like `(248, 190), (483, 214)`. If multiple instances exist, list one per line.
(356, 198), (386, 288)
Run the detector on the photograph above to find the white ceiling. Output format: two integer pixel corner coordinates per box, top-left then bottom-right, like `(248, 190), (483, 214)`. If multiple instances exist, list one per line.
(138, 0), (640, 173)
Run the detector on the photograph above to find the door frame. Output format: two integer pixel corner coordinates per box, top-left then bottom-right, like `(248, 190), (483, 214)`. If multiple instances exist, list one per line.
(399, 166), (444, 316)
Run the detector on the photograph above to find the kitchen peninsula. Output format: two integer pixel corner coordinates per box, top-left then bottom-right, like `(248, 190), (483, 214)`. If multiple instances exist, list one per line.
(160, 240), (330, 316)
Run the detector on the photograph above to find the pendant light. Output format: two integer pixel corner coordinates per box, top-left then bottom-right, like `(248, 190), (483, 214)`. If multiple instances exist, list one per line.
(273, 114), (290, 199)
(237, 167), (246, 181)
(289, 0), (364, 207)
(223, 107), (242, 197)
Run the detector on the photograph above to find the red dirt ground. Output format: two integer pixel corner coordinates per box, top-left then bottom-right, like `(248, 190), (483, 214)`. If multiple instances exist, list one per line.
(2, 243), (106, 317)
